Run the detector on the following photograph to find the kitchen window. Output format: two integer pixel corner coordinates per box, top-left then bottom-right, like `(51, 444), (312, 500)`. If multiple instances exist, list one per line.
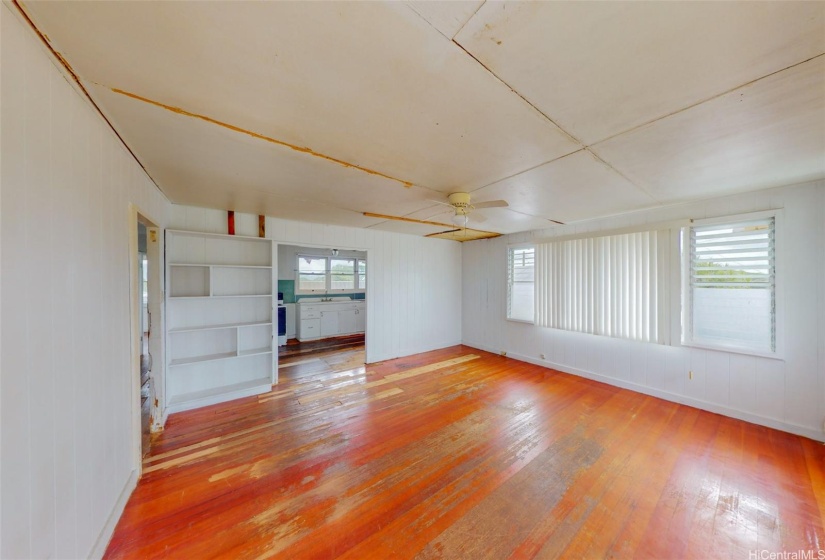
(296, 254), (366, 293)
(358, 259), (367, 290)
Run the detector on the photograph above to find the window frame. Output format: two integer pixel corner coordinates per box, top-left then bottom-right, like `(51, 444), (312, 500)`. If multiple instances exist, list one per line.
(295, 254), (367, 295)
(357, 258), (367, 290)
(506, 244), (535, 324)
(680, 209), (783, 359)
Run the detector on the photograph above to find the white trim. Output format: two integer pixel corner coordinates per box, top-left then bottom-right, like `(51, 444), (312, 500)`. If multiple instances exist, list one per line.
(88, 469), (140, 559)
(506, 318), (535, 325)
(533, 219), (690, 245)
(165, 228), (270, 242)
(506, 244), (535, 323)
(506, 241), (536, 250)
(689, 208), (779, 227)
(681, 209), (782, 359)
(680, 339), (784, 361)
(464, 341), (824, 442)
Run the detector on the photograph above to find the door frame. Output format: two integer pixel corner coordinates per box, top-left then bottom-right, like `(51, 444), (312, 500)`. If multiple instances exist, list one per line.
(128, 204), (163, 473)
(274, 241), (369, 369)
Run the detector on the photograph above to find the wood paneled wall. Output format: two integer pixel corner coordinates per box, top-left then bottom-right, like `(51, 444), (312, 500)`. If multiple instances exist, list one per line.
(0, 5), (171, 558)
(462, 181), (825, 442)
(169, 206), (463, 366)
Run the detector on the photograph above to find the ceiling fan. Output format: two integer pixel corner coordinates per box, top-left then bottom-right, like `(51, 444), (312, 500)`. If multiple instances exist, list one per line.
(427, 192), (509, 228)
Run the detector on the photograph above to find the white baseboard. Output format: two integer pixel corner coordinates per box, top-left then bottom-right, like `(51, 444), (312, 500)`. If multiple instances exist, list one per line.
(464, 340), (825, 443)
(89, 468), (139, 559)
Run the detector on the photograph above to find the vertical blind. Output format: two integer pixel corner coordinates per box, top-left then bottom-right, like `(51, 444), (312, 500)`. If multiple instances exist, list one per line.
(535, 230), (667, 343)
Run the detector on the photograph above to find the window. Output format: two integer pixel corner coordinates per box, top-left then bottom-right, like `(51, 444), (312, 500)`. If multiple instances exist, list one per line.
(330, 258), (355, 289)
(358, 259), (366, 290)
(534, 230), (669, 343)
(296, 255), (366, 293)
(507, 246), (535, 322)
(683, 214), (776, 355)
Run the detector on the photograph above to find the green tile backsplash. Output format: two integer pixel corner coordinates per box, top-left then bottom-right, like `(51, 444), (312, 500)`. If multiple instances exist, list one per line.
(277, 280), (365, 303)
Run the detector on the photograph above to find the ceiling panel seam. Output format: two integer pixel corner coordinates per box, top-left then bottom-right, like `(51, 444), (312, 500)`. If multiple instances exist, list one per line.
(590, 51), (825, 148)
(581, 147), (661, 203)
(450, 38), (583, 149)
(451, 0), (487, 41)
(449, 37), (659, 202)
(99, 84), (419, 191)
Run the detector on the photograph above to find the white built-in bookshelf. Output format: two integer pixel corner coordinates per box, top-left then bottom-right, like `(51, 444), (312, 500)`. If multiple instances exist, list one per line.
(165, 230), (275, 413)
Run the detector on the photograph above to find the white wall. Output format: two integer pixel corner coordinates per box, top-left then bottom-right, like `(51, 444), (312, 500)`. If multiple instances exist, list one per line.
(170, 206), (463, 364)
(462, 181), (825, 441)
(0, 4), (171, 558)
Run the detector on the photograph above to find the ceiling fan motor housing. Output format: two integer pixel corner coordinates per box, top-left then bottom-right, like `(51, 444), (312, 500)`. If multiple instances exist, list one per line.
(447, 192), (472, 210)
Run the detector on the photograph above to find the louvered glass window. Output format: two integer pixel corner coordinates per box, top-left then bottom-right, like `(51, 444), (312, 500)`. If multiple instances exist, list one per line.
(686, 216), (776, 353)
(507, 246), (535, 322)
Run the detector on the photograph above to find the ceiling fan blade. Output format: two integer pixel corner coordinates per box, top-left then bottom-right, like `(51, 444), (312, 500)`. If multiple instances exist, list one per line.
(427, 198), (454, 208)
(473, 199), (509, 209)
(423, 207), (453, 221)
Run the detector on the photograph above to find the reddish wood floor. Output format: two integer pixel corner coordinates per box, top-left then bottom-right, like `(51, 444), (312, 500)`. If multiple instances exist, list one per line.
(106, 345), (825, 559)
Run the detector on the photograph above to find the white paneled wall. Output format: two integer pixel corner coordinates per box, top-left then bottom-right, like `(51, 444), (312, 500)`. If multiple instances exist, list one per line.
(463, 181), (825, 441)
(1, 5), (170, 559)
(169, 206), (463, 364)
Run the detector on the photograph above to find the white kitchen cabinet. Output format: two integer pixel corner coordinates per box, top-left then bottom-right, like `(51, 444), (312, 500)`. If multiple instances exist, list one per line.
(285, 303), (296, 338)
(166, 230), (275, 413)
(320, 310), (339, 337)
(297, 300), (365, 341)
(338, 309), (357, 334)
(355, 302), (366, 332)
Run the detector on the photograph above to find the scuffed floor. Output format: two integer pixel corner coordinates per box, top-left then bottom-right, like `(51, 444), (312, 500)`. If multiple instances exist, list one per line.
(106, 345), (825, 559)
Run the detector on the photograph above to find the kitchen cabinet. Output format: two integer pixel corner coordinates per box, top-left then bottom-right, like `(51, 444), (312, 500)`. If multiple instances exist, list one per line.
(338, 309), (357, 334)
(166, 230), (275, 413)
(285, 303), (296, 338)
(297, 300), (365, 341)
(355, 305), (366, 332)
(320, 310), (339, 337)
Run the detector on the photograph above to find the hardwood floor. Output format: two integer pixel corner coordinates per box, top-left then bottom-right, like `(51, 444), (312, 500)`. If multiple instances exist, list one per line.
(278, 333), (365, 360)
(106, 346), (825, 559)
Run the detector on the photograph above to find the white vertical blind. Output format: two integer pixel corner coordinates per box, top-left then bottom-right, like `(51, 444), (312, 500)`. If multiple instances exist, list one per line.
(535, 230), (666, 343)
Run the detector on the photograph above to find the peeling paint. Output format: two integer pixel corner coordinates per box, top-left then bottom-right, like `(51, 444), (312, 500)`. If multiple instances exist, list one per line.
(108, 87), (415, 189)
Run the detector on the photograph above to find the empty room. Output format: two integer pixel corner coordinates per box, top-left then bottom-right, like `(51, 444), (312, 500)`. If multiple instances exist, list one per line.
(2, 1), (824, 559)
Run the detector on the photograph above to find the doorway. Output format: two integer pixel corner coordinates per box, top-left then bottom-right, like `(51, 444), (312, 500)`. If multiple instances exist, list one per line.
(137, 223), (151, 457)
(131, 209), (162, 464)
(275, 243), (368, 378)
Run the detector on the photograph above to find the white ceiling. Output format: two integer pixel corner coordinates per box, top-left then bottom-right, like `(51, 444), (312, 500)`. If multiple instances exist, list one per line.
(20, 0), (825, 237)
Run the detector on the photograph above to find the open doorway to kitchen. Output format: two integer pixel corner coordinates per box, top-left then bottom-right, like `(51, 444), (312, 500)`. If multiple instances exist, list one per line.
(276, 244), (367, 383)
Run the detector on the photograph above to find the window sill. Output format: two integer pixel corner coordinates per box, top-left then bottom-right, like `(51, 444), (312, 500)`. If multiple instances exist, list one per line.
(506, 317), (535, 325)
(681, 339), (784, 361)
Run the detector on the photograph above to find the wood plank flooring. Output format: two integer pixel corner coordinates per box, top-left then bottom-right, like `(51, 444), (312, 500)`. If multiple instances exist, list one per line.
(106, 345), (825, 559)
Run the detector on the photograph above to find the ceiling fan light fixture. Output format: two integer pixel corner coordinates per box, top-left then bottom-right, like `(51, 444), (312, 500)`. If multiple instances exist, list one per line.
(452, 213), (468, 227)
